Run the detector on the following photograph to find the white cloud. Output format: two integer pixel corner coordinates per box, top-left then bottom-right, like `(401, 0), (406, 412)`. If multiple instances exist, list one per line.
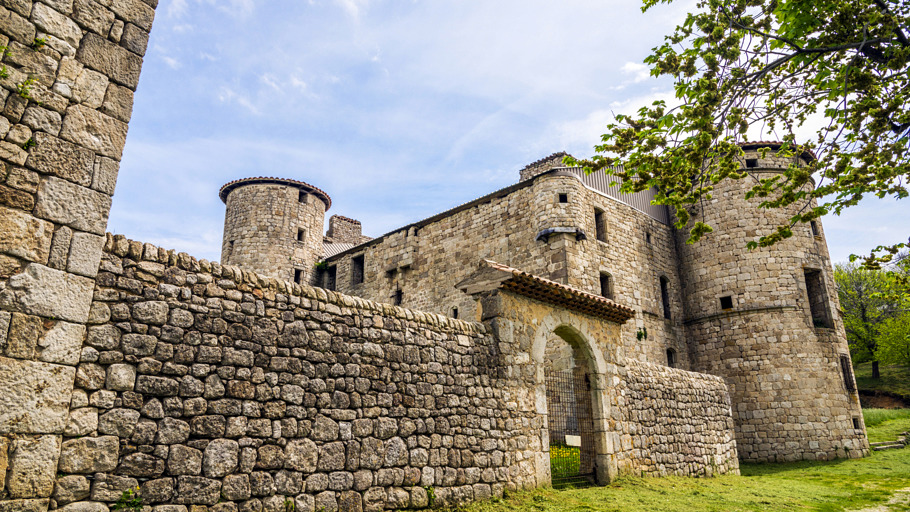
(161, 55), (181, 69)
(166, 0), (188, 18)
(334, 0), (369, 19)
(216, 87), (260, 115)
(621, 62), (651, 83)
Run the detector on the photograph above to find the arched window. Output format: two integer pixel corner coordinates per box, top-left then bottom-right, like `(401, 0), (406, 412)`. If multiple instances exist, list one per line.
(666, 348), (677, 368)
(659, 276), (671, 319)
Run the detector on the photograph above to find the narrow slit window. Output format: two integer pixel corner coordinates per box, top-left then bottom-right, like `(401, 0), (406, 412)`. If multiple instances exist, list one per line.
(452, 307), (458, 319)
(719, 295), (734, 310)
(840, 355), (856, 392)
(746, 158), (758, 168)
(660, 276), (671, 319)
(804, 269), (833, 328)
(293, 269), (302, 284)
(558, 193), (568, 203)
(810, 221), (819, 237)
(646, 232), (652, 244)
(599, 273), (613, 300)
(594, 209), (607, 242)
(666, 348), (677, 368)
(352, 255), (365, 285)
(393, 289), (403, 305)
(297, 228), (306, 242)
(325, 266), (337, 291)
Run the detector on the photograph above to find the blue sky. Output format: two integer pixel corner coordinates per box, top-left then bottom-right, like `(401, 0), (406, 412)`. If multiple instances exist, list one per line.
(108, 0), (907, 265)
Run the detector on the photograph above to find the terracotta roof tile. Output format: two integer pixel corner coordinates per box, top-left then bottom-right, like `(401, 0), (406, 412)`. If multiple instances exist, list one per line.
(219, 177), (332, 209)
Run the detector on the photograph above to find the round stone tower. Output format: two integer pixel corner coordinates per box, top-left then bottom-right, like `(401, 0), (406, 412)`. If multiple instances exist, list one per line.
(677, 142), (868, 462)
(219, 177), (331, 284)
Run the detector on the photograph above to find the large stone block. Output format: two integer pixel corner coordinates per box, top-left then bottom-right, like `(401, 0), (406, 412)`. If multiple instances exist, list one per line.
(67, 231), (105, 277)
(0, 5), (36, 44)
(35, 176), (113, 236)
(6, 435), (60, 498)
(37, 319), (85, 365)
(58, 436), (119, 473)
(25, 132), (95, 186)
(0, 263), (94, 322)
(60, 104), (128, 159)
(0, 357), (75, 434)
(76, 32), (143, 89)
(72, 0), (115, 35)
(0, 206), (54, 264)
(0, 499), (50, 512)
(31, 2), (83, 47)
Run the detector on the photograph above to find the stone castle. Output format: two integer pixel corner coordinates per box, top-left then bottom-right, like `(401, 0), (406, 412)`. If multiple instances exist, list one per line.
(0, 1), (866, 511)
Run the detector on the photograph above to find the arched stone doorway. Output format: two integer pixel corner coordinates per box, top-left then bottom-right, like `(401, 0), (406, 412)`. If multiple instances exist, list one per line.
(544, 326), (599, 487)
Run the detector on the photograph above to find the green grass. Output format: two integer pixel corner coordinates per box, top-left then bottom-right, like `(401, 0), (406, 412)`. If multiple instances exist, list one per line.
(855, 362), (910, 400)
(461, 413), (910, 512)
(550, 444), (581, 479)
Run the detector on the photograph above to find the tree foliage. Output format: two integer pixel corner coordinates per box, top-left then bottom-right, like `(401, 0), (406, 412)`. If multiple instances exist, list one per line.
(567, 0), (909, 259)
(835, 261), (908, 376)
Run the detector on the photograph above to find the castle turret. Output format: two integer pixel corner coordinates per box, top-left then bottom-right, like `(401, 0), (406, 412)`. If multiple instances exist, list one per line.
(677, 142), (868, 462)
(219, 177), (331, 284)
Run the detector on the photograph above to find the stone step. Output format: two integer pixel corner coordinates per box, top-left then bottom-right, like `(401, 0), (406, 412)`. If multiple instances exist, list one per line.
(870, 441), (897, 446)
(872, 444), (905, 451)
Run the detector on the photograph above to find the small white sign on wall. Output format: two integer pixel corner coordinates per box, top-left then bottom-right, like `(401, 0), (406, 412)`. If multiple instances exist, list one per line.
(565, 435), (582, 447)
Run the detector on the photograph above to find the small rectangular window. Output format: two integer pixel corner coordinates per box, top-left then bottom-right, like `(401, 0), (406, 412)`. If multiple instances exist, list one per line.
(719, 295), (733, 310)
(393, 289), (403, 305)
(594, 209), (607, 242)
(297, 228), (306, 242)
(325, 266), (337, 291)
(810, 221), (819, 237)
(840, 355), (856, 392)
(298, 191), (307, 203)
(852, 417), (861, 430)
(746, 158), (758, 168)
(352, 255), (365, 285)
(558, 193), (568, 203)
(293, 269), (302, 284)
(645, 232), (652, 244)
(666, 348), (677, 368)
(452, 307), (458, 319)
(599, 273), (613, 300)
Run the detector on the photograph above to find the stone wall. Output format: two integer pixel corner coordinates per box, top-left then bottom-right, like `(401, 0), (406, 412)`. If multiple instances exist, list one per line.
(52, 235), (542, 512)
(472, 288), (739, 485)
(616, 360), (739, 477)
(324, 171), (691, 373)
(326, 215), (369, 245)
(0, 0), (156, 510)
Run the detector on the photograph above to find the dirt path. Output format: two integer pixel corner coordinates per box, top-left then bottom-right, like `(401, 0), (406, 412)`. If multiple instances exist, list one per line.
(851, 488), (910, 512)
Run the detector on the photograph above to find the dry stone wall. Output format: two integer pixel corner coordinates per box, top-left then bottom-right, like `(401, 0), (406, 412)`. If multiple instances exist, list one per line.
(0, 0), (156, 510)
(57, 235), (542, 512)
(617, 361), (739, 477)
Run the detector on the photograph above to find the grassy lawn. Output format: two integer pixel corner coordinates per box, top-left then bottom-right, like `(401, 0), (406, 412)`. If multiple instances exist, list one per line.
(463, 410), (910, 512)
(855, 363), (910, 400)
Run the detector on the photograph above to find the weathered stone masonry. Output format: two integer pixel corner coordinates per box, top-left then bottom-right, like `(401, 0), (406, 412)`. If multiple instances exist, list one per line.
(0, 0), (156, 510)
(27, 237), (737, 512)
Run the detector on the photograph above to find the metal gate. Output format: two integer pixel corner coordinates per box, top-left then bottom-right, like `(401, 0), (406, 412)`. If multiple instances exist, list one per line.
(545, 369), (595, 487)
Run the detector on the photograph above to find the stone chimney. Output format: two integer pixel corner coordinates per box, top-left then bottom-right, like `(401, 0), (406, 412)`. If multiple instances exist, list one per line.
(326, 215), (364, 243)
(519, 152), (570, 182)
